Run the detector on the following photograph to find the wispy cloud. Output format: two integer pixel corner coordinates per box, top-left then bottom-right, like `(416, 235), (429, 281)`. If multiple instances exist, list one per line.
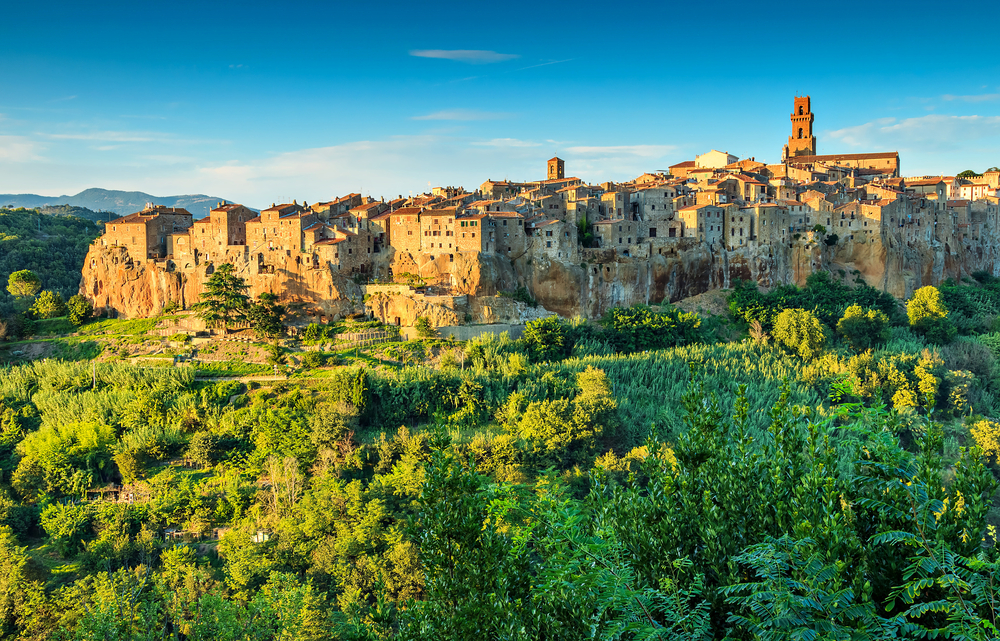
(517, 59), (573, 71)
(472, 138), (542, 147)
(566, 145), (677, 158)
(828, 114), (1000, 151)
(410, 49), (518, 64)
(0, 135), (45, 161)
(942, 93), (1000, 103)
(38, 129), (222, 145)
(412, 109), (512, 121)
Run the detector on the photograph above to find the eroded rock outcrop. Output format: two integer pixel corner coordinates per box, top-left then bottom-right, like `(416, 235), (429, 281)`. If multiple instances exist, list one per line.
(81, 224), (1000, 325)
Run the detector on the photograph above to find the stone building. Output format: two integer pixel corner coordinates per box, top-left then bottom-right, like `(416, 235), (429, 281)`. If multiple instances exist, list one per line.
(101, 205), (193, 260)
(677, 204), (724, 244)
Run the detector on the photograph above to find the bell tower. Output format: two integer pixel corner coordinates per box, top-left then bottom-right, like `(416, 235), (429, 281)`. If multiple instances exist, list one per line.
(547, 156), (565, 180)
(782, 96), (816, 161)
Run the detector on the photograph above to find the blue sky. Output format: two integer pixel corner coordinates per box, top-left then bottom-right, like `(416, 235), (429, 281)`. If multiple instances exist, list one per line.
(1, 0), (999, 208)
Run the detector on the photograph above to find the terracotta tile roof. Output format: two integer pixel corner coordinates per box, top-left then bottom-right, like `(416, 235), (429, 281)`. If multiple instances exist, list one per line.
(592, 218), (624, 225)
(350, 201), (385, 212)
(669, 161), (696, 168)
(948, 199), (971, 207)
(421, 208), (457, 217)
(788, 152), (899, 163)
(388, 207), (422, 216)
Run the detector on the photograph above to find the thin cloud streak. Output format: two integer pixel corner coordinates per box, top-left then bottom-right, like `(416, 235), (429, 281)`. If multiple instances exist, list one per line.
(942, 93), (1000, 103)
(412, 109), (513, 121)
(472, 138), (542, 147)
(516, 59), (573, 71)
(409, 49), (519, 64)
(38, 130), (225, 145)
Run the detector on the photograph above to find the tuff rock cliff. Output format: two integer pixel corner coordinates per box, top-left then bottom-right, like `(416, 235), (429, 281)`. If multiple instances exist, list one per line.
(80, 228), (1000, 325)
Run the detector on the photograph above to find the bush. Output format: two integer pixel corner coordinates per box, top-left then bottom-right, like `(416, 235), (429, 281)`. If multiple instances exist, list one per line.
(522, 316), (570, 362)
(187, 431), (219, 469)
(908, 286), (956, 345)
(66, 294), (93, 326)
(301, 351), (324, 369)
(600, 304), (702, 353)
(837, 304), (889, 352)
(415, 316), (437, 339)
(30, 290), (67, 319)
(773, 308), (826, 360)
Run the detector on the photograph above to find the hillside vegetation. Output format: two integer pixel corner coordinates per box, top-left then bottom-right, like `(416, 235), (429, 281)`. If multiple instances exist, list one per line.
(3, 268), (1000, 638)
(0, 208), (101, 317)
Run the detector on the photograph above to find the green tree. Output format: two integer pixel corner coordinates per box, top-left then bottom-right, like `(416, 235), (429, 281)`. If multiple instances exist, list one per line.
(522, 315), (569, 362)
(186, 431), (219, 469)
(415, 316), (436, 339)
(6, 270), (41, 300)
(192, 263), (250, 330)
(246, 292), (285, 340)
(66, 294), (93, 326)
(266, 341), (287, 368)
(600, 304), (702, 353)
(908, 285), (956, 344)
(957, 169), (981, 178)
(772, 308), (826, 359)
(30, 290), (67, 319)
(513, 366), (618, 465)
(836, 304), (890, 351)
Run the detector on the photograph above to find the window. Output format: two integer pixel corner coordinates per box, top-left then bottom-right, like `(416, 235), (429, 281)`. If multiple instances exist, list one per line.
(545, 230), (553, 237)
(546, 241), (552, 248)
(649, 228), (656, 238)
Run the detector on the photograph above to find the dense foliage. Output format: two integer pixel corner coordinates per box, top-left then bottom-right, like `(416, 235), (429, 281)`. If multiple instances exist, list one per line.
(0, 209), (101, 317)
(3, 270), (1000, 638)
(728, 272), (902, 330)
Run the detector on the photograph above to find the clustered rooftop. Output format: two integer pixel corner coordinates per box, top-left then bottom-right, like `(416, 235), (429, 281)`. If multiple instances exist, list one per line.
(96, 98), (1000, 286)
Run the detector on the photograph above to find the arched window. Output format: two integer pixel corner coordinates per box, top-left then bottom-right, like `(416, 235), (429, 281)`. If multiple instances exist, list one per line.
(798, 127), (804, 139)
(799, 106), (804, 115)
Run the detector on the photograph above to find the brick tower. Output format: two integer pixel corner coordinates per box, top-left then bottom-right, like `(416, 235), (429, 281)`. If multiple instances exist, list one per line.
(547, 156), (565, 180)
(782, 96), (816, 161)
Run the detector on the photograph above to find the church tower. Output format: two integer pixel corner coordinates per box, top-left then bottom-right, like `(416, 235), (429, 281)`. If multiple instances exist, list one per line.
(782, 96), (816, 161)
(547, 156), (565, 180)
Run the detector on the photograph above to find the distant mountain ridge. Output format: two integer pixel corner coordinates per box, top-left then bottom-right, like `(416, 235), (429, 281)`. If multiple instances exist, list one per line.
(0, 188), (235, 218)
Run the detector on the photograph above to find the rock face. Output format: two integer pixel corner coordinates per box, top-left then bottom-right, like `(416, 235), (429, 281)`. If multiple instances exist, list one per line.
(80, 226), (1000, 324)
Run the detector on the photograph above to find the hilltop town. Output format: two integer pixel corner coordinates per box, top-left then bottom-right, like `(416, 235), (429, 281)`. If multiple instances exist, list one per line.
(81, 96), (1000, 326)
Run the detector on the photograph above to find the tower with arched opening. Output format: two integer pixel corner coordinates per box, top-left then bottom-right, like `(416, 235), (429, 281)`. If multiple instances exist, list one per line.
(782, 96), (816, 160)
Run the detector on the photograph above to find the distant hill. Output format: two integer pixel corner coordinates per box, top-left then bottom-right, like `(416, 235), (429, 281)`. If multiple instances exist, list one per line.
(38, 205), (120, 224)
(0, 188), (235, 218)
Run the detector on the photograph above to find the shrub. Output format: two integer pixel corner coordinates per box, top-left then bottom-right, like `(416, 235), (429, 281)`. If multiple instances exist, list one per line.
(66, 295), (93, 326)
(600, 304), (702, 353)
(773, 308), (826, 360)
(30, 291), (67, 319)
(415, 316), (437, 339)
(301, 351), (324, 369)
(837, 304), (890, 352)
(522, 316), (570, 362)
(971, 418), (1000, 463)
(908, 286), (956, 345)
(187, 431), (219, 469)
